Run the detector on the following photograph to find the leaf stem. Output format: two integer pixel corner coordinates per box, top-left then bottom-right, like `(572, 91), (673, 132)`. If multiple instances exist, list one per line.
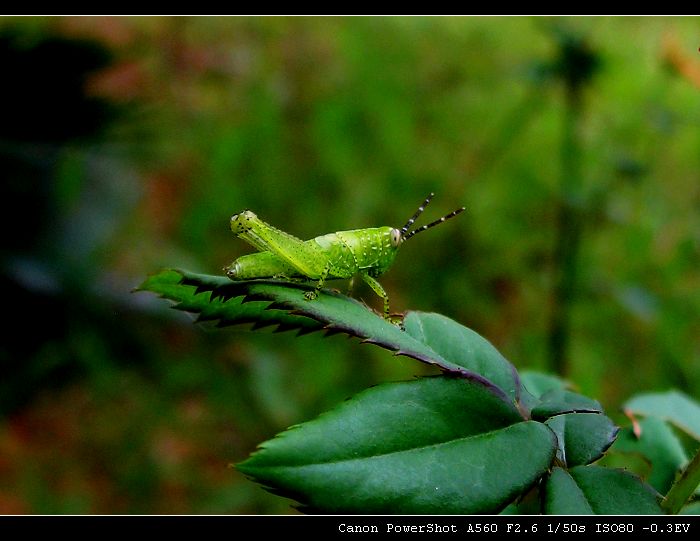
(662, 444), (700, 514)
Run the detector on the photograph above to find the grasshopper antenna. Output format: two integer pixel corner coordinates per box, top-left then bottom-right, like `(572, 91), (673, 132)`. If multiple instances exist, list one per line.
(400, 193), (435, 236)
(402, 205), (465, 241)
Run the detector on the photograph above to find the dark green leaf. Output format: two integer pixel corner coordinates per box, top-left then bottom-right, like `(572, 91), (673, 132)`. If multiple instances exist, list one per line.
(238, 376), (556, 514)
(531, 389), (602, 420)
(520, 371), (571, 399)
(402, 311), (521, 403)
(519, 371), (572, 415)
(545, 413), (618, 467)
(545, 465), (663, 515)
(560, 465), (663, 515)
(544, 467), (594, 514)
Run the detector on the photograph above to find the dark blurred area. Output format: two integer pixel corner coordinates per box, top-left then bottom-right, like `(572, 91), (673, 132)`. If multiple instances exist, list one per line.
(0, 29), (117, 411)
(0, 16), (698, 514)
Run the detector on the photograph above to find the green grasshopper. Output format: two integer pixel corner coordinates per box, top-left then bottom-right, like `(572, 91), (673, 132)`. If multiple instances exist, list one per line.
(224, 193), (465, 319)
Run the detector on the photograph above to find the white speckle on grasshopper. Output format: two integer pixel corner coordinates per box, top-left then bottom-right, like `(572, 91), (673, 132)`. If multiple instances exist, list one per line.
(224, 193), (465, 320)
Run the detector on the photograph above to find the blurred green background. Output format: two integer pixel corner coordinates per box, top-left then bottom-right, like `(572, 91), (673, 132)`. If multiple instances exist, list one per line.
(0, 16), (698, 514)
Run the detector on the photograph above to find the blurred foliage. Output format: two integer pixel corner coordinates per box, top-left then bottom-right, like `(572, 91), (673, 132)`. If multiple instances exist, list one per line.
(0, 16), (698, 514)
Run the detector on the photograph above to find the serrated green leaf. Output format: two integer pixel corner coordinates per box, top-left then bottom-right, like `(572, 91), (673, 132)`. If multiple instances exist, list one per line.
(137, 269), (323, 334)
(238, 376), (556, 514)
(545, 413), (619, 467)
(624, 390), (700, 441)
(545, 467), (594, 514)
(612, 417), (688, 494)
(138, 269), (515, 402)
(233, 280), (464, 372)
(531, 389), (602, 420)
(402, 312), (521, 403)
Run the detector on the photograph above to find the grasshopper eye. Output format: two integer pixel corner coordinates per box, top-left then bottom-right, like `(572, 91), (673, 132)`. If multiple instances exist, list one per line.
(390, 228), (402, 247)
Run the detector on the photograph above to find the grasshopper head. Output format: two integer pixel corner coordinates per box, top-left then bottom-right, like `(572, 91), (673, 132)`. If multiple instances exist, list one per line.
(230, 210), (257, 234)
(224, 261), (241, 279)
(398, 193), (465, 243)
(389, 228), (402, 247)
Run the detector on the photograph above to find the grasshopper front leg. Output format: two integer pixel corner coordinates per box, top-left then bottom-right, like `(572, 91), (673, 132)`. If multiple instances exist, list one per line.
(303, 261), (331, 301)
(360, 272), (391, 320)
